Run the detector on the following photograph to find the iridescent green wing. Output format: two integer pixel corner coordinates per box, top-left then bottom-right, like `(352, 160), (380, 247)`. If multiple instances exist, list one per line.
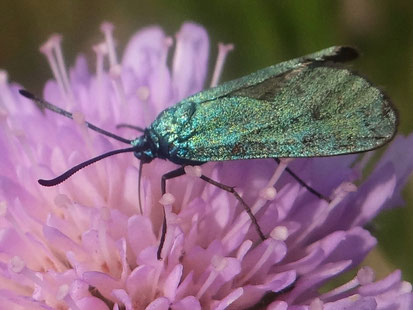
(152, 46), (397, 162)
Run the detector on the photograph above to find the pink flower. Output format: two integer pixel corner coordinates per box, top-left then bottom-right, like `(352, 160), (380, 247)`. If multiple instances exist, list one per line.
(0, 22), (412, 309)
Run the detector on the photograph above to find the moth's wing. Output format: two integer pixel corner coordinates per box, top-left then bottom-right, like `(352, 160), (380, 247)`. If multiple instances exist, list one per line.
(174, 61), (397, 162)
(185, 46), (358, 102)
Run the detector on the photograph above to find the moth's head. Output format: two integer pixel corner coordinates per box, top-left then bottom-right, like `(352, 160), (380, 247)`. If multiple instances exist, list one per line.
(131, 135), (155, 164)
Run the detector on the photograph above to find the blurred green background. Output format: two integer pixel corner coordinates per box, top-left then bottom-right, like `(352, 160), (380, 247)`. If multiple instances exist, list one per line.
(1, 1), (412, 282)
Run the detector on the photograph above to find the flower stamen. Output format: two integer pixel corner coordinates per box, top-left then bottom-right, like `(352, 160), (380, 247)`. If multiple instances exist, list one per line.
(239, 232), (279, 284)
(40, 34), (73, 102)
(100, 22), (118, 67)
(210, 43), (234, 87)
(196, 255), (228, 299)
(318, 266), (375, 302)
(93, 43), (108, 106)
(57, 284), (81, 310)
(223, 159), (289, 248)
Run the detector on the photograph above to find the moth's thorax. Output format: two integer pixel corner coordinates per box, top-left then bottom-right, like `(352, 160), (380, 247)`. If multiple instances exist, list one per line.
(148, 99), (197, 161)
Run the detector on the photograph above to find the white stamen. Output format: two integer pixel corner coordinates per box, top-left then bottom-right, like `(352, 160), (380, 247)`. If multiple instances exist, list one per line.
(309, 298), (324, 310)
(162, 37), (173, 65)
(101, 22), (127, 106)
(223, 159), (289, 246)
(72, 111), (86, 125)
(109, 64), (127, 106)
(293, 181), (357, 246)
(197, 256), (228, 299)
(9, 256), (25, 273)
(268, 158), (292, 186)
(40, 35), (65, 97)
(53, 35), (74, 99)
(93, 43), (108, 73)
(329, 182), (357, 208)
(239, 238), (275, 284)
(401, 281), (413, 294)
(318, 266), (370, 301)
(56, 284), (70, 300)
(159, 193), (175, 205)
(93, 42), (108, 106)
(100, 22), (118, 66)
(136, 86), (150, 102)
(57, 284), (81, 310)
(184, 165), (202, 178)
(357, 266), (375, 285)
(210, 43), (234, 87)
(271, 226), (288, 241)
(9, 256), (46, 288)
(0, 70), (7, 84)
(0, 70), (13, 113)
(98, 220), (115, 274)
(109, 63), (122, 77)
(236, 240), (253, 260)
(0, 201), (7, 216)
(197, 270), (218, 300)
(40, 34), (73, 101)
(212, 255), (228, 271)
(259, 186), (277, 200)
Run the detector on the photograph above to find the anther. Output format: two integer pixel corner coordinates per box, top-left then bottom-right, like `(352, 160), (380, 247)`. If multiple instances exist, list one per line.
(357, 266), (375, 285)
(136, 86), (150, 102)
(159, 193), (175, 205)
(259, 186), (277, 201)
(270, 226), (289, 241)
(309, 298), (324, 310)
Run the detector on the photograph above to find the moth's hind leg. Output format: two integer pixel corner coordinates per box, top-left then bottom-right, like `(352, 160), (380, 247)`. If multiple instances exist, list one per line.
(274, 158), (331, 202)
(199, 174), (266, 241)
(158, 166), (267, 259)
(157, 166), (186, 260)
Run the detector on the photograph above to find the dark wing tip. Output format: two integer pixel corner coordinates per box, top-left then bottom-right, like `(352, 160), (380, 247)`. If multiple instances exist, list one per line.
(19, 89), (35, 100)
(324, 46), (359, 63)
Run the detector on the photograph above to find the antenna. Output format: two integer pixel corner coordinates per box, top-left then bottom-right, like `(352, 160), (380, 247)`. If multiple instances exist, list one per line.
(38, 147), (136, 186)
(19, 90), (133, 144)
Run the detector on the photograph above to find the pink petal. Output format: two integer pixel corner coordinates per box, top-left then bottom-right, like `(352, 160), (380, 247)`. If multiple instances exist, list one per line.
(171, 295), (201, 310)
(172, 22), (209, 100)
(77, 296), (110, 310)
(145, 297), (170, 310)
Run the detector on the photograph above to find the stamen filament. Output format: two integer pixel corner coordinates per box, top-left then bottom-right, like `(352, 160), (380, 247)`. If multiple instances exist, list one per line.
(210, 43), (234, 87)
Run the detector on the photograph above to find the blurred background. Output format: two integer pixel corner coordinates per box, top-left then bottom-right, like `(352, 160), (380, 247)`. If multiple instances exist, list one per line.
(1, 1), (412, 282)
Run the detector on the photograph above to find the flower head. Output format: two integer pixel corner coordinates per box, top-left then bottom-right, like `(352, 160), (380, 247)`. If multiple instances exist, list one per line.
(0, 22), (412, 309)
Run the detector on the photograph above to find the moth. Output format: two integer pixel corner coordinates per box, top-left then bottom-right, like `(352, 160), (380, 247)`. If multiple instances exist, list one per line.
(20, 46), (398, 259)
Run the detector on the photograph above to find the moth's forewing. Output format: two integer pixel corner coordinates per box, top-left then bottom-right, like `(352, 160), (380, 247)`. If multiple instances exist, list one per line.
(149, 46), (397, 163)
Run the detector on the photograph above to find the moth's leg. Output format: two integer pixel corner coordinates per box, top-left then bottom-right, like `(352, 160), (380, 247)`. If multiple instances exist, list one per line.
(199, 174), (266, 241)
(158, 166), (186, 260)
(116, 123), (145, 132)
(274, 158), (331, 202)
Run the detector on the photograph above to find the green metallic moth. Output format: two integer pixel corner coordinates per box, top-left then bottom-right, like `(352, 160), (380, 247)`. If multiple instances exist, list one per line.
(20, 45), (398, 259)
